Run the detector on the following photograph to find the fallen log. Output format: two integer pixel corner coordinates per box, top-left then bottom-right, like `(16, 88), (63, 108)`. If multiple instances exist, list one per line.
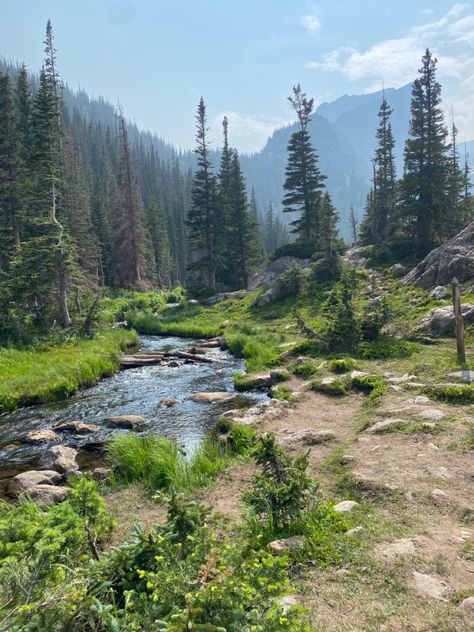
(119, 350), (214, 369)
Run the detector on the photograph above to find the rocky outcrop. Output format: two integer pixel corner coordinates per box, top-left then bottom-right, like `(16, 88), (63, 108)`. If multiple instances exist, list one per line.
(402, 221), (474, 288)
(203, 290), (247, 305)
(8, 469), (62, 495)
(413, 304), (474, 336)
(248, 257), (311, 291)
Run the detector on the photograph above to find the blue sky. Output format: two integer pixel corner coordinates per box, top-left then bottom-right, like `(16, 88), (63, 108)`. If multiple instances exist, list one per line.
(1, 0), (473, 152)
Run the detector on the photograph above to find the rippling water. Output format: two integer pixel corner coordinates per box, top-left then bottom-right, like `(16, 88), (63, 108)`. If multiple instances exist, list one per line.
(0, 336), (263, 474)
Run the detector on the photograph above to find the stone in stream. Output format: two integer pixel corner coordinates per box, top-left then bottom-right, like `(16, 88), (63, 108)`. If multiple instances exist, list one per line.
(188, 391), (237, 404)
(53, 420), (97, 434)
(39, 445), (78, 474)
(159, 398), (178, 408)
(105, 415), (148, 430)
(26, 429), (60, 443)
(8, 469), (62, 495)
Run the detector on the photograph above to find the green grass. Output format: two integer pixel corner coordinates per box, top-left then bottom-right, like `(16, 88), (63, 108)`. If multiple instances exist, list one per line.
(107, 424), (255, 493)
(311, 376), (351, 396)
(0, 328), (138, 413)
(351, 374), (387, 403)
(329, 358), (356, 374)
(271, 385), (296, 402)
(426, 383), (474, 404)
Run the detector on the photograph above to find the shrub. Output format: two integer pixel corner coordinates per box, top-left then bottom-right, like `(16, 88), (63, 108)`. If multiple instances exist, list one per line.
(271, 385), (295, 402)
(243, 434), (315, 533)
(311, 376), (350, 396)
(292, 361), (318, 378)
(351, 374), (387, 402)
(321, 271), (360, 352)
(426, 384), (474, 404)
(329, 358), (355, 374)
(360, 297), (391, 341)
(276, 263), (306, 298)
(233, 372), (270, 391)
(271, 368), (291, 383)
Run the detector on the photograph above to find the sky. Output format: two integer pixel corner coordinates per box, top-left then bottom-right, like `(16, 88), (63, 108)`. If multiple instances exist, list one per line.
(1, 0), (473, 153)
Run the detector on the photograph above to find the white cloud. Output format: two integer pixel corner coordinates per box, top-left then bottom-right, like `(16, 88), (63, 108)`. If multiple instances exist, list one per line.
(211, 111), (293, 154)
(306, 3), (474, 139)
(301, 12), (321, 33)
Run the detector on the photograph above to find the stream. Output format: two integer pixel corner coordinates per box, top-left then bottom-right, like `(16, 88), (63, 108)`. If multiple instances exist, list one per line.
(0, 336), (264, 489)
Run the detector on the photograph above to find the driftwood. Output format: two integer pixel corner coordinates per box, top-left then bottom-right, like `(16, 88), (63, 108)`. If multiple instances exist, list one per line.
(119, 350), (214, 369)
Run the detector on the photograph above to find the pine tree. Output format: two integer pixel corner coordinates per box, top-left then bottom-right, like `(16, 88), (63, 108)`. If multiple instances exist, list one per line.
(400, 49), (449, 255)
(187, 98), (218, 291)
(313, 192), (341, 280)
(282, 84), (326, 251)
(216, 115), (234, 286)
(349, 204), (358, 243)
(446, 118), (468, 235)
(373, 97), (396, 242)
(110, 105), (146, 288)
(0, 72), (21, 266)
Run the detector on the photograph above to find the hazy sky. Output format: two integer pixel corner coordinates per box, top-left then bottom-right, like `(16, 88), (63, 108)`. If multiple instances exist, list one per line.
(1, 0), (473, 153)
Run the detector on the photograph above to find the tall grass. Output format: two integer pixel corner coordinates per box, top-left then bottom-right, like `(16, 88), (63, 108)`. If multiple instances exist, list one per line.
(0, 329), (138, 413)
(107, 425), (255, 493)
(226, 332), (281, 372)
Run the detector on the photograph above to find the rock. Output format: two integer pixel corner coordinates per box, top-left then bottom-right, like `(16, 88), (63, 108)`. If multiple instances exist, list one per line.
(377, 538), (416, 559)
(203, 290), (247, 305)
(344, 246), (369, 269)
(411, 571), (452, 601)
(8, 469), (62, 495)
(413, 304), (474, 336)
(448, 369), (474, 383)
(333, 500), (359, 513)
(346, 526), (364, 536)
(167, 361), (180, 368)
(53, 420), (97, 434)
(188, 391), (237, 404)
(430, 286), (448, 300)
(91, 467), (112, 481)
(278, 595), (298, 614)
(26, 429), (60, 443)
(253, 287), (280, 307)
(460, 597), (474, 613)
(248, 257), (311, 292)
(366, 418), (407, 433)
(159, 398), (178, 408)
(388, 374), (416, 384)
(188, 299), (199, 305)
(417, 408), (445, 421)
(369, 296), (383, 308)
(321, 376), (337, 385)
(282, 429), (335, 446)
(351, 370), (368, 379)
(390, 263), (406, 276)
(406, 396), (431, 405)
(105, 415), (148, 430)
(431, 489), (450, 503)
(402, 222), (474, 288)
(268, 536), (304, 554)
(39, 445), (78, 474)
(27, 484), (70, 504)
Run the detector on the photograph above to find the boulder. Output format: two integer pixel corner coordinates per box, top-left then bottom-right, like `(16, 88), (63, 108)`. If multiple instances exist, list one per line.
(53, 420), (97, 434)
(430, 286), (448, 300)
(159, 398), (178, 408)
(344, 246), (368, 269)
(411, 571), (451, 601)
(402, 222), (474, 288)
(333, 500), (359, 513)
(27, 484), (70, 504)
(8, 469), (62, 495)
(188, 391), (236, 404)
(105, 415), (148, 430)
(390, 263), (406, 277)
(91, 467), (112, 481)
(366, 418), (407, 433)
(26, 429), (60, 443)
(39, 445), (78, 474)
(282, 429), (335, 446)
(447, 369), (474, 383)
(203, 290), (247, 305)
(460, 597), (474, 613)
(414, 303), (474, 336)
(253, 287), (279, 307)
(268, 536), (304, 554)
(248, 257), (311, 291)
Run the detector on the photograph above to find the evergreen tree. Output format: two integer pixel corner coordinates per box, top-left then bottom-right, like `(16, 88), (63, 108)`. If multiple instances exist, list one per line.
(110, 105), (146, 288)
(400, 49), (449, 255)
(446, 118), (470, 235)
(187, 98), (218, 291)
(313, 192), (341, 281)
(282, 84), (326, 250)
(349, 204), (358, 243)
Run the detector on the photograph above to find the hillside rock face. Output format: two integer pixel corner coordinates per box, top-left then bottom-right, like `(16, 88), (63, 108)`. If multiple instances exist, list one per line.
(414, 303), (474, 336)
(248, 257), (311, 292)
(402, 222), (474, 288)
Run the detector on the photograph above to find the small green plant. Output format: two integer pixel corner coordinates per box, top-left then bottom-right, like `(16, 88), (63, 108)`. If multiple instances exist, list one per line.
(427, 384), (474, 404)
(292, 361), (318, 378)
(351, 374), (387, 402)
(243, 434), (315, 533)
(329, 358), (355, 374)
(271, 385), (295, 402)
(311, 376), (351, 396)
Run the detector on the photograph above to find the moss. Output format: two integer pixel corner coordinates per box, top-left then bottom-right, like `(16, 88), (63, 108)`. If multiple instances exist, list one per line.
(311, 376), (351, 396)
(351, 374), (387, 403)
(328, 358), (356, 374)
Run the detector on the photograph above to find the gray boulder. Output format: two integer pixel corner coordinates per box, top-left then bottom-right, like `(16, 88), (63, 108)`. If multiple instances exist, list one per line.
(203, 290), (247, 305)
(39, 445), (78, 474)
(105, 415), (148, 430)
(248, 257), (311, 291)
(430, 285), (448, 300)
(414, 303), (474, 336)
(390, 263), (406, 277)
(402, 221), (474, 288)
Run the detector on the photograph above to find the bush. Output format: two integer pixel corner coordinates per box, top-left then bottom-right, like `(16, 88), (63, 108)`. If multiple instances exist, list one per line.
(328, 358), (355, 374)
(426, 384), (474, 404)
(311, 376), (351, 396)
(271, 385), (295, 402)
(360, 297), (391, 341)
(351, 374), (387, 402)
(321, 271), (360, 353)
(276, 263), (306, 298)
(243, 434), (315, 533)
(292, 361), (318, 378)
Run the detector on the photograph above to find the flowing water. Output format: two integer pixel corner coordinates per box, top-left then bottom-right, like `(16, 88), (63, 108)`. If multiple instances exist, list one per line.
(0, 336), (263, 485)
